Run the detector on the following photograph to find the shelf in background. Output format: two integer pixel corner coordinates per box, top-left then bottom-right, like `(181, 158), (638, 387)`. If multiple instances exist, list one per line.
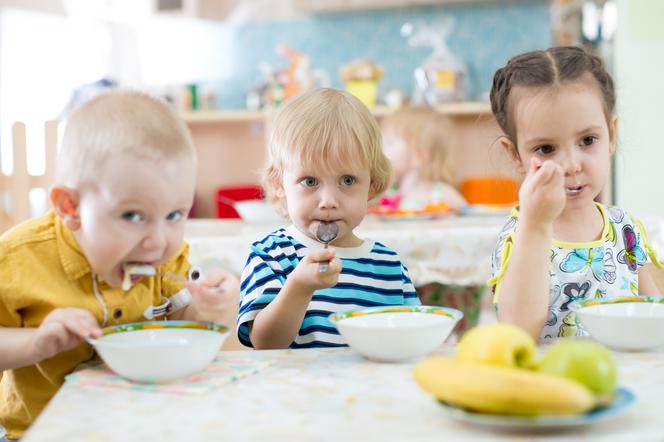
(372, 102), (492, 118)
(182, 110), (267, 123)
(182, 101), (492, 124)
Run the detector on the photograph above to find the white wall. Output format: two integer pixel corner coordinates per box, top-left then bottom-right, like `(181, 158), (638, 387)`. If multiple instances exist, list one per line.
(614, 0), (664, 217)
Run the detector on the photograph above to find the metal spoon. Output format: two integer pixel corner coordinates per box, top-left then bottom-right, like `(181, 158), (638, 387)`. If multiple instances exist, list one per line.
(122, 264), (189, 291)
(314, 221), (339, 272)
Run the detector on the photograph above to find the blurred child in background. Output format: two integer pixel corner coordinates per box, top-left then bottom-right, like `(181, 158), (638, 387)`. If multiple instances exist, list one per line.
(381, 106), (466, 211)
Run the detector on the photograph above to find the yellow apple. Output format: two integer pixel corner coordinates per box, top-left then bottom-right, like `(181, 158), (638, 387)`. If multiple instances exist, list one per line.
(538, 339), (617, 398)
(455, 323), (537, 369)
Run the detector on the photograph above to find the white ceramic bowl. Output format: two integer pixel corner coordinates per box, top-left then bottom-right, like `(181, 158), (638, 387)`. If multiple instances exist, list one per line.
(329, 306), (463, 362)
(234, 200), (282, 224)
(87, 321), (229, 383)
(570, 296), (664, 351)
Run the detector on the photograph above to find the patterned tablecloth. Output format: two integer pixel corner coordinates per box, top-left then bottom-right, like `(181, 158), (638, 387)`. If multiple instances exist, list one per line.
(182, 214), (664, 288)
(22, 345), (664, 441)
(184, 215), (508, 287)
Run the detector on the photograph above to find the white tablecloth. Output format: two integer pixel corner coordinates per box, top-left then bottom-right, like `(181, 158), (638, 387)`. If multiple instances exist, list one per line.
(23, 345), (664, 442)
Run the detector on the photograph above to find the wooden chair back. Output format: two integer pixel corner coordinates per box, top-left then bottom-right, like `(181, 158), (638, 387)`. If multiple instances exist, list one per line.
(0, 121), (58, 233)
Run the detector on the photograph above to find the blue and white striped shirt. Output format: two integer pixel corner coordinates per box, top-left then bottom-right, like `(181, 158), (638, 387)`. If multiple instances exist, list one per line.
(238, 226), (420, 348)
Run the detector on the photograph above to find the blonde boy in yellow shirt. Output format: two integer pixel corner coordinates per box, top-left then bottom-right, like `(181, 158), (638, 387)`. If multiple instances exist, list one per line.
(0, 91), (239, 440)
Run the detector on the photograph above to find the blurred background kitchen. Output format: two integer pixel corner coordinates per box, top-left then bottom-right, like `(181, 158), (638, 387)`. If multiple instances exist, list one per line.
(0, 0), (662, 333)
(4, 0), (662, 220)
(0, 0), (660, 218)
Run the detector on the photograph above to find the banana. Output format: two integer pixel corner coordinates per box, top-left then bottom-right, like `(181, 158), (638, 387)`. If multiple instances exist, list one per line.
(413, 357), (596, 416)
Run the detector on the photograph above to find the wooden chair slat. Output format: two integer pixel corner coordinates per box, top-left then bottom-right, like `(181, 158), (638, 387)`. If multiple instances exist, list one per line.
(0, 121), (58, 233)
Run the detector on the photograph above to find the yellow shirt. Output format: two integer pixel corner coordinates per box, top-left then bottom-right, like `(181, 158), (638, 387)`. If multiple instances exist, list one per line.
(0, 211), (191, 439)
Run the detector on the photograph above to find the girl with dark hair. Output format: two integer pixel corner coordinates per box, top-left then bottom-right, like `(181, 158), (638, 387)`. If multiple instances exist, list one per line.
(487, 46), (661, 341)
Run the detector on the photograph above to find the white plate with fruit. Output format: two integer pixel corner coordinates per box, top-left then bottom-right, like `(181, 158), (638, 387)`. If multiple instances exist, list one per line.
(413, 323), (636, 429)
(435, 386), (635, 429)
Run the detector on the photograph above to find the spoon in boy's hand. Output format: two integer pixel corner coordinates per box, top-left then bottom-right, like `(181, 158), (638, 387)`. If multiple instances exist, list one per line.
(122, 264), (224, 293)
(122, 264), (187, 291)
(314, 221), (339, 272)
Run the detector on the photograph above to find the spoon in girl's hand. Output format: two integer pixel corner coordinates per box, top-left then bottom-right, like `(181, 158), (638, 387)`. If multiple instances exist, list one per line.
(314, 222), (339, 272)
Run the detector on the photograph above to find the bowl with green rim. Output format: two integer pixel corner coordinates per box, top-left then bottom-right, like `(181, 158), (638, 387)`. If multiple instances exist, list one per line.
(86, 320), (229, 383)
(570, 296), (664, 351)
(329, 305), (463, 362)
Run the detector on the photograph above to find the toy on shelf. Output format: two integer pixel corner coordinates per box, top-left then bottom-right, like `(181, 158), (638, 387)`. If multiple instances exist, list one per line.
(402, 17), (468, 104)
(255, 45), (330, 109)
(339, 59), (383, 108)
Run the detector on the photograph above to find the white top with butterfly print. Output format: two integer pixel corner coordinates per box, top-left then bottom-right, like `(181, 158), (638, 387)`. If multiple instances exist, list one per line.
(488, 203), (660, 342)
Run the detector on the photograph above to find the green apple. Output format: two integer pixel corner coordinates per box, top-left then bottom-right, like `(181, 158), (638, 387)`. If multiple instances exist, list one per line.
(539, 339), (617, 397)
(455, 323), (537, 369)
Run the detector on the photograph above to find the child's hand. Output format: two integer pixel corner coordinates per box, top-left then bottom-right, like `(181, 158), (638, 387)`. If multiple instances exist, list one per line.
(31, 308), (101, 362)
(289, 248), (342, 292)
(519, 158), (566, 228)
(186, 268), (240, 325)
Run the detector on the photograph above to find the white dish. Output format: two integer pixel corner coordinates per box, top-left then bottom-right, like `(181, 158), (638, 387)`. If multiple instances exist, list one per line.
(234, 200), (282, 224)
(329, 306), (462, 362)
(87, 321), (229, 383)
(459, 204), (513, 217)
(570, 296), (664, 351)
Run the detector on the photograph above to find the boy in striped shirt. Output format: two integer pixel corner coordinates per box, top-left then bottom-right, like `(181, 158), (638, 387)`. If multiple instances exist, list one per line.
(237, 88), (421, 349)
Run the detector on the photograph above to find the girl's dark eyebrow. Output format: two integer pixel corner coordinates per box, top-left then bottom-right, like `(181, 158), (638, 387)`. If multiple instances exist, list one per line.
(525, 137), (554, 146)
(525, 125), (604, 146)
(575, 126), (603, 136)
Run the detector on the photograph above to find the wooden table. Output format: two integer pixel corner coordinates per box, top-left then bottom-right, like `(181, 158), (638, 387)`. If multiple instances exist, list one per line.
(23, 345), (664, 441)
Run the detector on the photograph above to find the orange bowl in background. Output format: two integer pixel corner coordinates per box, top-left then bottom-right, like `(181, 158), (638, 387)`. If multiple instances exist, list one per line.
(460, 177), (519, 205)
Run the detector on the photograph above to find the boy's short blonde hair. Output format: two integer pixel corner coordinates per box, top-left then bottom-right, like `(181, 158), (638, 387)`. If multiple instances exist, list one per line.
(57, 90), (196, 187)
(263, 88), (391, 213)
(382, 106), (455, 183)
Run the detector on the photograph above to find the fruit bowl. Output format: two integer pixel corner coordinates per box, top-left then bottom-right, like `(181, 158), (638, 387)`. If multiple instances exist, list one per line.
(329, 306), (462, 362)
(570, 296), (664, 351)
(86, 321), (229, 383)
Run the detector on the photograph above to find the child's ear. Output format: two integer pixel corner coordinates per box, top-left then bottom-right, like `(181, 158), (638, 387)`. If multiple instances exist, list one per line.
(49, 186), (81, 230)
(499, 136), (525, 174)
(608, 114), (618, 155)
(268, 167), (286, 199)
(273, 178), (285, 200)
(274, 184), (285, 199)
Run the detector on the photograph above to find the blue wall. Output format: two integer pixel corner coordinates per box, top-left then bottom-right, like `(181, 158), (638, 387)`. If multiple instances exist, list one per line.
(210, 1), (550, 109)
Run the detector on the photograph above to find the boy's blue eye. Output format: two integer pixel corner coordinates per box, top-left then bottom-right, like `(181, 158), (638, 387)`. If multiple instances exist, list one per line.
(340, 175), (356, 186)
(300, 177), (318, 187)
(122, 211), (143, 222)
(167, 211), (184, 221)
